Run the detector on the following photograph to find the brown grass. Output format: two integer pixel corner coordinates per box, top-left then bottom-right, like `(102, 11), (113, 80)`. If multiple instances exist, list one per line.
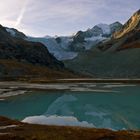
(120, 41), (140, 50)
(0, 59), (79, 81)
(0, 116), (140, 140)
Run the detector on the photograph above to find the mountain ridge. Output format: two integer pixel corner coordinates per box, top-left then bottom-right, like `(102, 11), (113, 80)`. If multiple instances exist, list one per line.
(0, 24), (80, 80)
(113, 9), (140, 39)
(64, 9), (140, 78)
(1, 9), (140, 78)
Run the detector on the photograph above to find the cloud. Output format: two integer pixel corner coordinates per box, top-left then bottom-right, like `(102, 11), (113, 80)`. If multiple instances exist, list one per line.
(15, 0), (29, 27)
(0, 0), (140, 36)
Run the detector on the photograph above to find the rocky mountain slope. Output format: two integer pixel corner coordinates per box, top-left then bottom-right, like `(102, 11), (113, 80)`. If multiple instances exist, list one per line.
(3, 10), (140, 79)
(28, 22), (122, 61)
(99, 9), (140, 51)
(0, 24), (79, 80)
(0, 25), (64, 68)
(28, 36), (77, 61)
(68, 22), (122, 52)
(64, 9), (140, 78)
(114, 10), (140, 39)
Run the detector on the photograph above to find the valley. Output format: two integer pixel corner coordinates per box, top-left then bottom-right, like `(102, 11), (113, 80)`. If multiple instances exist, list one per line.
(0, 6), (140, 140)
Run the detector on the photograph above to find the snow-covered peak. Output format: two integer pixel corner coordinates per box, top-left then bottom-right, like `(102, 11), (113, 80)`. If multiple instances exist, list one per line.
(96, 24), (111, 35)
(110, 22), (122, 28)
(109, 22), (122, 34)
(28, 36), (77, 61)
(5, 27), (26, 39)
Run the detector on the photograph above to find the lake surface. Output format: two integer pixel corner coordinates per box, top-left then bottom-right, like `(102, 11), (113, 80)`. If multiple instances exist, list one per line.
(0, 83), (140, 130)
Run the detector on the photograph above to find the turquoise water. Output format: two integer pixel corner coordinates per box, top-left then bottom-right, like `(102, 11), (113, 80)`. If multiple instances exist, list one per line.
(0, 83), (140, 130)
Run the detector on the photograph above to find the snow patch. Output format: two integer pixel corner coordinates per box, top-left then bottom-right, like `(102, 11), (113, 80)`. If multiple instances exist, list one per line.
(85, 35), (106, 42)
(28, 37), (77, 60)
(0, 125), (17, 130)
(6, 28), (16, 37)
(97, 24), (111, 34)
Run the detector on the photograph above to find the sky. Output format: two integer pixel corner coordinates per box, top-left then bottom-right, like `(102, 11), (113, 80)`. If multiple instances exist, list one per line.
(0, 0), (140, 37)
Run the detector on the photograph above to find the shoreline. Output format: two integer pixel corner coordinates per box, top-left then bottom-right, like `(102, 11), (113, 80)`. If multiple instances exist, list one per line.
(1, 78), (140, 84)
(1, 81), (140, 140)
(0, 116), (140, 140)
(0, 80), (138, 99)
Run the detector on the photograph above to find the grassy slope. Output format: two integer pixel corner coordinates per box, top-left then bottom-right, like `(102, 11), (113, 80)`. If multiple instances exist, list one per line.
(0, 59), (79, 81)
(64, 47), (140, 78)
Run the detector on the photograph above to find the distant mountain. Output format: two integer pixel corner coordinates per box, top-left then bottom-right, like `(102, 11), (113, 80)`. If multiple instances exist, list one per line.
(98, 9), (140, 51)
(68, 22), (122, 52)
(64, 9), (140, 78)
(3, 9), (140, 79)
(28, 36), (77, 61)
(28, 22), (122, 60)
(0, 24), (77, 79)
(0, 25), (64, 68)
(110, 22), (123, 34)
